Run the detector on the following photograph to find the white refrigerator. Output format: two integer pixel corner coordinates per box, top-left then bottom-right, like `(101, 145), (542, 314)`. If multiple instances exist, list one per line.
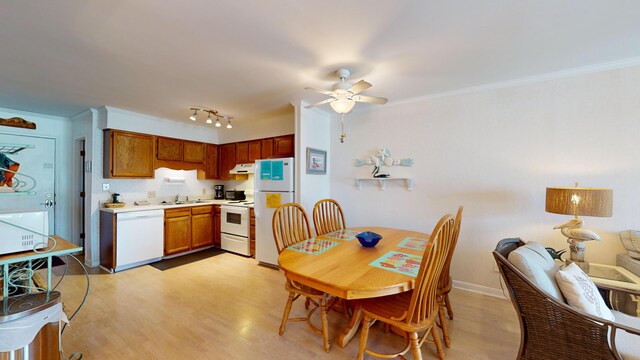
(254, 157), (295, 266)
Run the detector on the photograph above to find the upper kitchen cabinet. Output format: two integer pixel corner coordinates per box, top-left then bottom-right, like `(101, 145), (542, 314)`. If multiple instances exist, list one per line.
(235, 142), (249, 163)
(218, 143), (236, 180)
(103, 129), (154, 178)
(183, 140), (205, 163)
(261, 138), (273, 159)
(156, 137), (183, 161)
(248, 140), (261, 162)
(156, 137), (206, 172)
(273, 134), (294, 158)
(202, 144), (219, 179)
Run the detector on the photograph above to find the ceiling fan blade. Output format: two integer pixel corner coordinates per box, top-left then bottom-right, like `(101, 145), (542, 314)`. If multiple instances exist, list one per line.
(352, 95), (388, 105)
(347, 80), (372, 94)
(304, 98), (335, 109)
(305, 87), (335, 96)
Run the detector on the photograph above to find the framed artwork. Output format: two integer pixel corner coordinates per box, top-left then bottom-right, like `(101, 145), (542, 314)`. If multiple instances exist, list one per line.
(306, 147), (327, 175)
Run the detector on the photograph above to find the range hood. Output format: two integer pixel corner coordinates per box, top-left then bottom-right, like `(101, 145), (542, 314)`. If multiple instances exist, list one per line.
(229, 163), (256, 174)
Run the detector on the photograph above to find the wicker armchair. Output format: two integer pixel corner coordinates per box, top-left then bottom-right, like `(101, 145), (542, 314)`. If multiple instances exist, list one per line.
(493, 238), (640, 360)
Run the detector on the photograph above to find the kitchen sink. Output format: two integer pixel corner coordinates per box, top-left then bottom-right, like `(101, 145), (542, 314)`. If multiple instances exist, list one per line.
(175, 200), (196, 204)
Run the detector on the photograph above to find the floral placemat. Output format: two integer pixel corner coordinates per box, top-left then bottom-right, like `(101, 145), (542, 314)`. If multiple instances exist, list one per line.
(324, 229), (359, 241)
(397, 237), (429, 251)
(288, 238), (340, 255)
(369, 250), (422, 277)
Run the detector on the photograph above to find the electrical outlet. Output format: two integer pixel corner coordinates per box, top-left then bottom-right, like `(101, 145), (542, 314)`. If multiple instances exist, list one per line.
(202, 188), (207, 195)
(102, 183), (110, 191)
(148, 191), (157, 198)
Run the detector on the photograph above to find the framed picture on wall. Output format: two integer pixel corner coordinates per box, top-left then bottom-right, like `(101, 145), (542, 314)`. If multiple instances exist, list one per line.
(306, 147), (327, 175)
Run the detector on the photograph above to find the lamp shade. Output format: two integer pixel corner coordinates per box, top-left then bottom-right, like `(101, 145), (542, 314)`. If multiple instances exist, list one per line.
(329, 99), (355, 114)
(545, 187), (613, 217)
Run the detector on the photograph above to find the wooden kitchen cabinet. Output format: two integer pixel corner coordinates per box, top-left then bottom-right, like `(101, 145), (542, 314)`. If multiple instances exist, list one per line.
(273, 134), (294, 158)
(164, 208), (192, 255)
(204, 144), (219, 179)
(103, 129), (154, 178)
(235, 142), (249, 163)
(248, 140), (261, 162)
(218, 143), (236, 180)
(214, 205), (221, 247)
(250, 208), (255, 257)
(157, 137), (183, 161)
(261, 138), (273, 159)
(183, 140), (205, 163)
(191, 206), (213, 249)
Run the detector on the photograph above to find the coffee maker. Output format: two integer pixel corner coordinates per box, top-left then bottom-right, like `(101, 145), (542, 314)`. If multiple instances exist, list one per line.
(214, 185), (224, 200)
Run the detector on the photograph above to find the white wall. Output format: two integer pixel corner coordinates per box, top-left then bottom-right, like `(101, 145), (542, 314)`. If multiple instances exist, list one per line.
(217, 105), (295, 144)
(296, 102), (331, 215)
(329, 64), (640, 293)
(0, 107), (72, 239)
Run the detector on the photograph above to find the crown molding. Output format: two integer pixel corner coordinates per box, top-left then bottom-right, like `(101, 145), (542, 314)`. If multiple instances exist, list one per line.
(388, 56), (640, 108)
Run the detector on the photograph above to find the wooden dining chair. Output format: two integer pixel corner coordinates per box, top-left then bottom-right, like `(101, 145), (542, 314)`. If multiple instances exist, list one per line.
(312, 198), (346, 235)
(436, 206), (463, 348)
(357, 214), (456, 360)
(272, 202), (332, 352)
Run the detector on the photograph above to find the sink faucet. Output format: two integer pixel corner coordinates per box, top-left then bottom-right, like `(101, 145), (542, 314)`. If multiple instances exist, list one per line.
(175, 194), (180, 202)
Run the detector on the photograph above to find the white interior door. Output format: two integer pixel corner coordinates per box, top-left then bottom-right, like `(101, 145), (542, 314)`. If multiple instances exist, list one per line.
(0, 133), (55, 233)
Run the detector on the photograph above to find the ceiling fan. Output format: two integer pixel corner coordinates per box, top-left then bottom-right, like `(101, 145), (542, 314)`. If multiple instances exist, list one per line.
(305, 69), (388, 114)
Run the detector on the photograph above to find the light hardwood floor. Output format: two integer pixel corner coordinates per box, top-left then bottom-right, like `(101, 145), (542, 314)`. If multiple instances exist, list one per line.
(55, 252), (519, 359)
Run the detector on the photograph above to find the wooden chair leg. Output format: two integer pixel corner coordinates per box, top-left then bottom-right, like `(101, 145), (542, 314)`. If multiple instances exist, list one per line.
(409, 331), (423, 360)
(431, 327), (445, 360)
(438, 302), (450, 348)
(444, 293), (453, 320)
(279, 292), (296, 335)
(320, 297), (330, 352)
(357, 315), (373, 360)
(305, 297), (310, 310)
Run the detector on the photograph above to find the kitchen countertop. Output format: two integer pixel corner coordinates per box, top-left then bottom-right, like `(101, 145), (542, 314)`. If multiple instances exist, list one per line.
(100, 199), (254, 213)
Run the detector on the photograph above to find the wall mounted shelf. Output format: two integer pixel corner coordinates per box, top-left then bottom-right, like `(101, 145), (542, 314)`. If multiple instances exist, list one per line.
(354, 178), (413, 191)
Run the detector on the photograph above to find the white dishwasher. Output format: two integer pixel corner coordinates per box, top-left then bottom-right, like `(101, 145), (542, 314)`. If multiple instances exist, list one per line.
(115, 209), (164, 272)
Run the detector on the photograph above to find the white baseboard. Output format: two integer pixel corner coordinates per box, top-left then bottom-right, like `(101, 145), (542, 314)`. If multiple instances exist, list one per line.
(453, 279), (510, 300)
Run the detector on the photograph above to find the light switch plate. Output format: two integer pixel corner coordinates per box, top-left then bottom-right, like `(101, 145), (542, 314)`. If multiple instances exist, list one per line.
(148, 190), (157, 198)
(202, 188), (206, 195)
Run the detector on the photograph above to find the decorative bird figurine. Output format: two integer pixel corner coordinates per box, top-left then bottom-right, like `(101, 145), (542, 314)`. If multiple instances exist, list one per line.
(553, 218), (601, 241)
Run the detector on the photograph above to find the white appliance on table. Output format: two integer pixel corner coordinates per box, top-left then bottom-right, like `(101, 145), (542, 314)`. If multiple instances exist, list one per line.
(254, 157), (295, 267)
(220, 205), (251, 256)
(115, 209), (164, 272)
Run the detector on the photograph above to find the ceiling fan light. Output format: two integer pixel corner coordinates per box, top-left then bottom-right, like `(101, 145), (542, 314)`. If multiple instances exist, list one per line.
(190, 109), (198, 121)
(330, 99), (355, 114)
(226, 119), (232, 129)
(215, 118), (221, 127)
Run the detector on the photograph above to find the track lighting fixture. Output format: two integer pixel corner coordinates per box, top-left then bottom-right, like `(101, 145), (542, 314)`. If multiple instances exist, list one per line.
(188, 107), (233, 129)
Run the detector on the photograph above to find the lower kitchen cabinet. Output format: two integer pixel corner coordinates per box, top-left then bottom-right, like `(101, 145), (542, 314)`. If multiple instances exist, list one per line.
(164, 208), (192, 255)
(214, 205), (221, 247)
(165, 206), (215, 255)
(250, 208), (255, 257)
(191, 206), (214, 249)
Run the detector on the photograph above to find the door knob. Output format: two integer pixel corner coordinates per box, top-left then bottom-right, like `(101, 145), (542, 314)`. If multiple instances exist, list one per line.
(41, 199), (54, 208)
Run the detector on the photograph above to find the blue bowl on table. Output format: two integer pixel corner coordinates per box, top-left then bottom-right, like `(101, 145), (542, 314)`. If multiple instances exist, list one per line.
(356, 231), (382, 248)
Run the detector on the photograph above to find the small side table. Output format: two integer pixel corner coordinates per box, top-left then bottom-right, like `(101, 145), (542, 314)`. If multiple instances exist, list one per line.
(586, 263), (640, 317)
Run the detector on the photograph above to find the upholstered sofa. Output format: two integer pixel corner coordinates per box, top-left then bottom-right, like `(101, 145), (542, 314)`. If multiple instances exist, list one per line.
(494, 238), (640, 360)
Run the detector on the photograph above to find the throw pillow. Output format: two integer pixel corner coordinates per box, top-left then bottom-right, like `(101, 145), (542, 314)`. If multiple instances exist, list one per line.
(508, 241), (565, 301)
(555, 262), (615, 321)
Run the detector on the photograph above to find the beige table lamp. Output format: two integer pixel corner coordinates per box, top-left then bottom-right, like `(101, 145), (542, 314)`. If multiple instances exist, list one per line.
(545, 184), (613, 271)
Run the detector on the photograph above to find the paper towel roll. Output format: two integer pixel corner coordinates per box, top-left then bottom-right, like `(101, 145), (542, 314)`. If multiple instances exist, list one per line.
(165, 177), (186, 183)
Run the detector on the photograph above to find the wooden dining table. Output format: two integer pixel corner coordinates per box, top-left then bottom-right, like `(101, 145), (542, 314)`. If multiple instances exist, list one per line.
(278, 226), (431, 347)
